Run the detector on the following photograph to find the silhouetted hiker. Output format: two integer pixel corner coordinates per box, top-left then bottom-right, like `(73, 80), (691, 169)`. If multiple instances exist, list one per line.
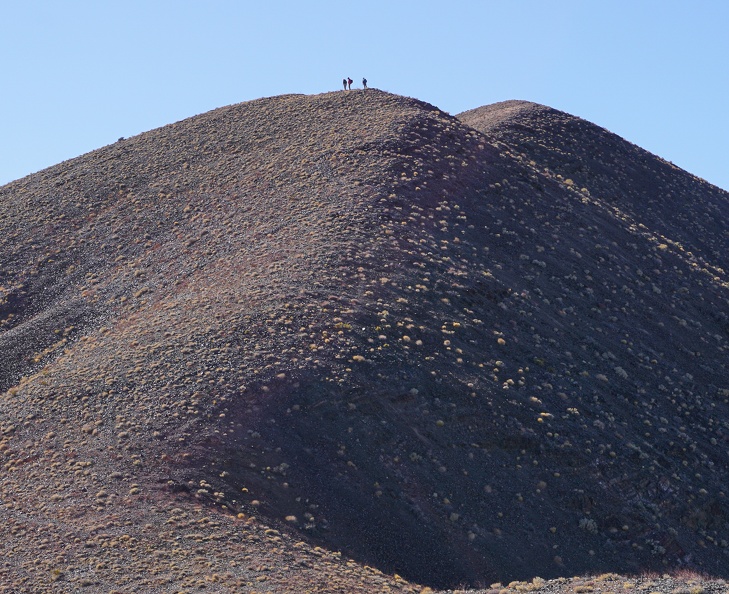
(347, 77), (353, 90)
(362, 77), (367, 89)
(342, 78), (347, 90)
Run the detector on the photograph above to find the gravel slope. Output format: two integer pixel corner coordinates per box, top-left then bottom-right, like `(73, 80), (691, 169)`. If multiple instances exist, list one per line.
(1, 90), (728, 591)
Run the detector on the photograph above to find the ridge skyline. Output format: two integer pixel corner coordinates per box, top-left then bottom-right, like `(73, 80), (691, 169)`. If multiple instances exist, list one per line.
(1, 89), (727, 590)
(2, 2), (728, 193)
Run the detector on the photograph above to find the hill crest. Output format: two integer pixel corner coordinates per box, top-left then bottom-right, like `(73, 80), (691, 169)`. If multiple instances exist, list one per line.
(1, 90), (728, 590)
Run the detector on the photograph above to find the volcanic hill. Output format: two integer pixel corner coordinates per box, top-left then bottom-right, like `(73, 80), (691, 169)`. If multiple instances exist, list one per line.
(1, 90), (728, 592)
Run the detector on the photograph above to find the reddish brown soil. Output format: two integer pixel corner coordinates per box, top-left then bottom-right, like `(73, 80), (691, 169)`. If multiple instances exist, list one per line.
(0, 91), (727, 592)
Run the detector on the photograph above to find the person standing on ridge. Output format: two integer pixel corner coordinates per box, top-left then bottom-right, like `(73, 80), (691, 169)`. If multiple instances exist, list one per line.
(347, 77), (353, 90)
(362, 77), (367, 89)
(343, 78), (347, 90)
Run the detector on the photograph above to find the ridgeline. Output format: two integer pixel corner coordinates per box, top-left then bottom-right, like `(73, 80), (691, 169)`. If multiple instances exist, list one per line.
(1, 90), (728, 592)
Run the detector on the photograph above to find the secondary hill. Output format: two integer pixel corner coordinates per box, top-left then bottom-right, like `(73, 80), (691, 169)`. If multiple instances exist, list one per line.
(0, 90), (727, 592)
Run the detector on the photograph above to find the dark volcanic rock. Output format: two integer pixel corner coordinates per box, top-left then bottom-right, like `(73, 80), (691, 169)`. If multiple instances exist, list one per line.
(0, 91), (727, 591)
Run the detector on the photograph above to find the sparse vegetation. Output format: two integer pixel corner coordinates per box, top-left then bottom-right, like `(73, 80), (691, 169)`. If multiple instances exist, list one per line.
(0, 91), (727, 592)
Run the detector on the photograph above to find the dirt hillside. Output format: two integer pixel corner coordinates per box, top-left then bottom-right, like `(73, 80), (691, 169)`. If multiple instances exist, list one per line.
(1, 90), (727, 592)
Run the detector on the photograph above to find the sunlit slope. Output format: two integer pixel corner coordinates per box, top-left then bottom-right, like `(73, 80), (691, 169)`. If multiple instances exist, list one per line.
(0, 91), (727, 590)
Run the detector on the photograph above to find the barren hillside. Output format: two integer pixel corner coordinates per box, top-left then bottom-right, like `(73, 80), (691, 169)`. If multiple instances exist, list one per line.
(0, 90), (727, 592)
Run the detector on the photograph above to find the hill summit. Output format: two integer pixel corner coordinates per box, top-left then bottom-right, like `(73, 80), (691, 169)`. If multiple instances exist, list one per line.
(1, 90), (728, 591)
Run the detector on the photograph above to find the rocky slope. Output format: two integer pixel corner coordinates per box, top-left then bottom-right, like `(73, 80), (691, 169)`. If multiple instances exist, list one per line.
(0, 90), (727, 591)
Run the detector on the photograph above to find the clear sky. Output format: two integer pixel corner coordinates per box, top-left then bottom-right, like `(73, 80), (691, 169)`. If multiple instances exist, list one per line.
(2, 1), (728, 191)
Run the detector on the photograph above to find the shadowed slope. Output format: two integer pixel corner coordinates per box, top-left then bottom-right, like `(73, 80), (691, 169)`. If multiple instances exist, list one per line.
(0, 91), (728, 591)
(459, 100), (728, 270)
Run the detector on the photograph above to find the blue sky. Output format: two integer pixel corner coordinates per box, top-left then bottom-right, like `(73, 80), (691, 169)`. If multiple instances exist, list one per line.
(2, 1), (728, 191)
